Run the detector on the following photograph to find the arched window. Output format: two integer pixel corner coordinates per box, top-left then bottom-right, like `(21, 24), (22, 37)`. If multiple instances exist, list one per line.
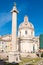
(16, 57), (18, 61)
(20, 31), (21, 36)
(25, 31), (27, 34)
(2, 50), (4, 52)
(33, 45), (35, 53)
(31, 31), (33, 36)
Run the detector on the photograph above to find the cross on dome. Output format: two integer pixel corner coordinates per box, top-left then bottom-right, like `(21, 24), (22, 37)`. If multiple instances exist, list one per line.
(14, 2), (16, 6)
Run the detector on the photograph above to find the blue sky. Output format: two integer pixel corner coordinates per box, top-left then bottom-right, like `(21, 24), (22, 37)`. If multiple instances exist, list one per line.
(0, 0), (43, 36)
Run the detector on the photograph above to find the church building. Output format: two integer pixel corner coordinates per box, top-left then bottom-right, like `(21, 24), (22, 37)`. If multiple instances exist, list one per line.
(17, 16), (39, 54)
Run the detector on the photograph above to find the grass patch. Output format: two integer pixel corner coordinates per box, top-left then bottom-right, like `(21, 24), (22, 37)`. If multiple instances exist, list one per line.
(19, 57), (41, 65)
(0, 57), (41, 65)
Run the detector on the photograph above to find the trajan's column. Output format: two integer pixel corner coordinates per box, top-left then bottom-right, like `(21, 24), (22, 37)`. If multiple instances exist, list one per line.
(8, 3), (20, 63)
(11, 3), (18, 52)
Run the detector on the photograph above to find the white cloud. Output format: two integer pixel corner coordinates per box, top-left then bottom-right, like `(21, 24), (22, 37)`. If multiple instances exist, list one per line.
(0, 12), (11, 27)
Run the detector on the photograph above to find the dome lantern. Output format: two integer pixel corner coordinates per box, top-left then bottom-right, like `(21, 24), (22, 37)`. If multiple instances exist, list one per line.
(19, 16), (34, 30)
(24, 16), (28, 22)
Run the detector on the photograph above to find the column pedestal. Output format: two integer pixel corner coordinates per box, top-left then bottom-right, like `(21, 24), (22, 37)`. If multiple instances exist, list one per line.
(8, 51), (20, 63)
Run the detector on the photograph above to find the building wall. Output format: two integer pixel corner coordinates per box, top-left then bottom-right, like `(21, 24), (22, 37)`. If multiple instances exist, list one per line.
(18, 28), (34, 37)
(20, 42), (33, 52)
(0, 35), (39, 54)
(0, 35), (11, 53)
(20, 41), (38, 53)
(0, 41), (11, 52)
(0, 41), (6, 52)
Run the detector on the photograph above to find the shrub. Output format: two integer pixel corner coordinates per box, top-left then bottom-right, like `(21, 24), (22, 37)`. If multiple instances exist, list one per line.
(41, 52), (43, 57)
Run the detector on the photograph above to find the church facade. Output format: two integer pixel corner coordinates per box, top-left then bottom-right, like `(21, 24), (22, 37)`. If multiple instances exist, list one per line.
(17, 16), (39, 53)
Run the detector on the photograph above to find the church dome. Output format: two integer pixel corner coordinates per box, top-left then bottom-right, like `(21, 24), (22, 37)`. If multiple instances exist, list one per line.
(18, 16), (34, 38)
(19, 16), (34, 30)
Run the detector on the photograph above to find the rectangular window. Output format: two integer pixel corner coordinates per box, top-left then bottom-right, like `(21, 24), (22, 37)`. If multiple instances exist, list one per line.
(25, 31), (27, 34)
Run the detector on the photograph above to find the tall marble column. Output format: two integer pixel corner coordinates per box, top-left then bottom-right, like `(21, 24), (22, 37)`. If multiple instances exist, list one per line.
(8, 3), (20, 63)
(11, 3), (18, 51)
